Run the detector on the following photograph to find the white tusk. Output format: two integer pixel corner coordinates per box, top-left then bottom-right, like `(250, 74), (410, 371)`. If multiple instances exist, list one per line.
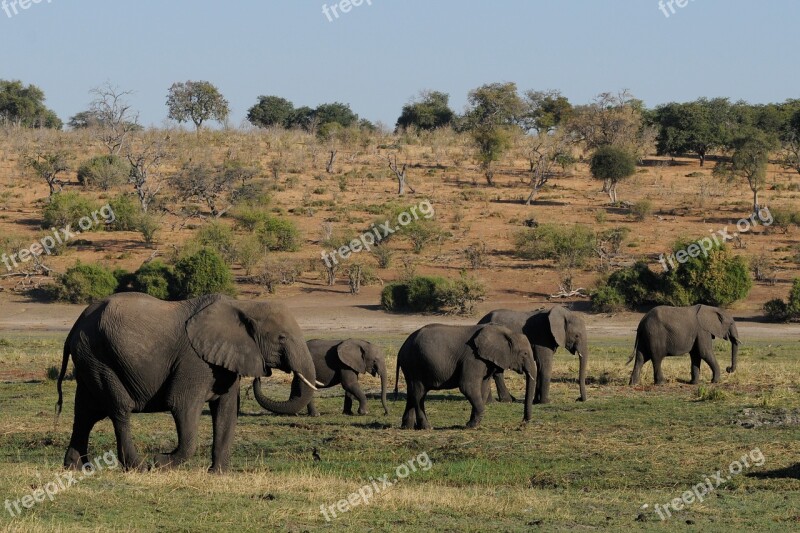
(296, 372), (318, 391)
(316, 380), (326, 387)
(577, 351), (583, 360)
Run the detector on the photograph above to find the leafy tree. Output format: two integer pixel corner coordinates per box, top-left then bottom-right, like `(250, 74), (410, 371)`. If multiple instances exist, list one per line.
(566, 91), (650, 158)
(173, 249), (235, 298)
(653, 98), (730, 166)
(713, 131), (778, 213)
(780, 108), (800, 175)
(395, 91), (455, 131)
(590, 145), (636, 203)
(522, 90), (573, 133)
(25, 151), (70, 196)
(166, 80), (229, 131)
(171, 161), (238, 218)
(287, 105), (317, 132)
(0, 80), (62, 129)
(247, 95), (295, 128)
(314, 102), (358, 129)
(463, 82), (524, 130)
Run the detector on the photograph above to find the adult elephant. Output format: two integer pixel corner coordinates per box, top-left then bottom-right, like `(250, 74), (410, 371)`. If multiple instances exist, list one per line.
(628, 304), (740, 385)
(478, 306), (588, 404)
(395, 323), (536, 429)
(255, 338), (388, 417)
(56, 293), (316, 473)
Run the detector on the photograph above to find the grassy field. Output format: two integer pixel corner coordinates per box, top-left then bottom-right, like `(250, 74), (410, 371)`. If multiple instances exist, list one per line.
(1, 333), (799, 532)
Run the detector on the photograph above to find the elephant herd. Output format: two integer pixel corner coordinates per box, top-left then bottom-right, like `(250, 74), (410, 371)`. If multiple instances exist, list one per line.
(56, 292), (740, 473)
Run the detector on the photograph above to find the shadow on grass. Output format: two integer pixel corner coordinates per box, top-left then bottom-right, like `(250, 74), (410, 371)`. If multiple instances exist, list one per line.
(747, 463), (800, 480)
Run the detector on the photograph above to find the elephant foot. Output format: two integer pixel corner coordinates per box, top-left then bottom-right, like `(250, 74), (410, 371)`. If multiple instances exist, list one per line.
(415, 421), (432, 430)
(726, 366), (735, 373)
(208, 463), (229, 474)
(465, 420), (481, 429)
(308, 409), (320, 417)
(711, 378), (721, 384)
(498, 395), (516, 403)
(63, 448), (90, 470)
(153, 453), (179, 470)
(575, 397), (586, 402)
(400, 423), (414, 430)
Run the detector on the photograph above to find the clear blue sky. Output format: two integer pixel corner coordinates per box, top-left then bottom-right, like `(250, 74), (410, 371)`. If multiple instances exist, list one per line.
(2, 0), (798, 128)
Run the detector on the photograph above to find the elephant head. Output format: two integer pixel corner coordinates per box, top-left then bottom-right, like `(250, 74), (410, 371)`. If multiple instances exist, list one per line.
(546, 306), (589, 402)
(697, 305), (740, 373)
(337, 339), (389, 415)
(185, 296), (317, 415)
(473, 325), (537, 422)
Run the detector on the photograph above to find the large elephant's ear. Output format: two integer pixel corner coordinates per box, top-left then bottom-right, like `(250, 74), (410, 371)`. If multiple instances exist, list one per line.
(337, 340), (366, 373)
(473, 325), (514, 370)
(547, 306), (568, 347)
(186, 297), (266, 377)
(697, 305), (727, 339)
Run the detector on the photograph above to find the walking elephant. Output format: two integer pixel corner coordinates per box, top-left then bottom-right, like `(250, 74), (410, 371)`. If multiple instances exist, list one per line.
(395, 323), (536, 429)
(628, 304), (740, 385)
(56, 293), (317, 473)
(254, 338), (388, 416)
(478, 306), (588, 404)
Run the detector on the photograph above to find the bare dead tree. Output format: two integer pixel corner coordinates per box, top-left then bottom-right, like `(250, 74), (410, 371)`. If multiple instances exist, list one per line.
(388, 154), (415, 195)
(171, 161), (237, 218)
(126, 134), (169, 213)
(524, 132), (569, 205)
(88, 83), (140, 155)
(326, 150), (337, 174)
(24, 150), (69, 196)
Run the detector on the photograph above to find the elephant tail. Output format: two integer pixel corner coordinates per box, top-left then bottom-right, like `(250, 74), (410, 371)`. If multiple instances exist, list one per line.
(393, 356), (400, 401)
(626, 336), (639, 366)
(55, 325), (76, 427)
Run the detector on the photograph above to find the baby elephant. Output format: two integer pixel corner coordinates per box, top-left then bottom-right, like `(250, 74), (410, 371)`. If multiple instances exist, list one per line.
(395, 324), (536, 429)
(256, 339), (388, 417)
(629, 304), (740, 385)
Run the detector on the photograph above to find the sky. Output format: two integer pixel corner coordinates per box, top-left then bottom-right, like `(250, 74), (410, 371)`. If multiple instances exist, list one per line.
(1, 0), (798, 128)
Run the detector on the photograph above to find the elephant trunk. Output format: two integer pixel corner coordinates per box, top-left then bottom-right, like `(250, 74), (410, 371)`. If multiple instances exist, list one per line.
(253, 341), (317, 415)
(577, 346), (588, 402)
(522, 357), (537, 423)
(727, 338), (739, 374)
(378, 359), (388, 416)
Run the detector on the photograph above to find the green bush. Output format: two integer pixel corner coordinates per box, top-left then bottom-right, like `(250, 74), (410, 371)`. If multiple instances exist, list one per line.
(380, 274), (485, 315)
(42, 192), (100, 230)
(106, 194), (140, 232)
(514, 224), (596, 268)
(76, 155), (130, 190)
(663, 240), (751, 307)
(172, 249), (235, 299)
(258, 216), (301, 251)
(630, 199), (653, 221)
(232, 205), (271, 232)
(130, 260), (176, 300)
(764, 278), (800, 322)
(57, 262), (118, 303)
(590, 284), (626, 313)
(194, 222), (237, 262)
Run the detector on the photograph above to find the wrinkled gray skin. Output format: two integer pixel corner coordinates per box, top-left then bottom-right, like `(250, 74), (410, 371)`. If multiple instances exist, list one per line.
(478, 306), (588, 404)
(255, 339), (388, 417)
(395, 324), (536, 429)
(628, 304), (740, 385)
(56, 293), (316, 474)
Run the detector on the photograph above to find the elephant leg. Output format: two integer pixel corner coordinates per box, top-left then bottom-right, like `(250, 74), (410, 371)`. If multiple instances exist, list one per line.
(493, 372), (516, 403)
(401, 394), (417, 430)
(629, 351), (644, 386)
(699, 345), (721, 383)
(689, 350), (702, 384)
(110, 411), (142, 470)
(462, 379), (487, 429)
(652, 356), (666, 385)
(154, 399), (204, 470)
(416, 391), (431, 430)
(64, 384), (106, 470)
(307, 399), (320, 417)
(534, 350), (553, 404)
(342, 393), (354, 415)
(482, 378), (492, 405)
(209, 387), (239, 473)
(341, 370), (368, 415)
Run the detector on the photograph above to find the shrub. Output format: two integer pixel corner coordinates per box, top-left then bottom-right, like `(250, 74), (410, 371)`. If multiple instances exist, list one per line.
(57, 262), (118, 303)
(42, 192), (99, 230)
(514, 224), (596, 269)
(590, 284), (626, 313)
(194, 222), (237, 263)
(137, 213), (161, 246)
(172, 249), (235, 299)
(380, 275), (484, 315)
(767, 207), (800, 233)
(764, 278), (800, 322)
(437, 273), (487, 315)
(76, 155), (130, 190)
(663, 240), (751, 307)
(258, 216), (301, 251)
(232, 204), (270, 231)
(130, 260), (176, 300)
(630, 199), (653, 221)
(106, 194), (140, 232)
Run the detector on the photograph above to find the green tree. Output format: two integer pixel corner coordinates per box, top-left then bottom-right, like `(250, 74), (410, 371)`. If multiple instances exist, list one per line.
(653, 98), (731, 166)
(0, 80), (62, 129)
(590, 145), (637, 203)
(395, 90), (455, 131)
(314, 102), (358, 129)
(713, 131), (778, 213)
(522, 90), (573, 133)
(247, 95), (295, 128)
(166, 80), (229, 131)
(173, 249), (235, 298)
